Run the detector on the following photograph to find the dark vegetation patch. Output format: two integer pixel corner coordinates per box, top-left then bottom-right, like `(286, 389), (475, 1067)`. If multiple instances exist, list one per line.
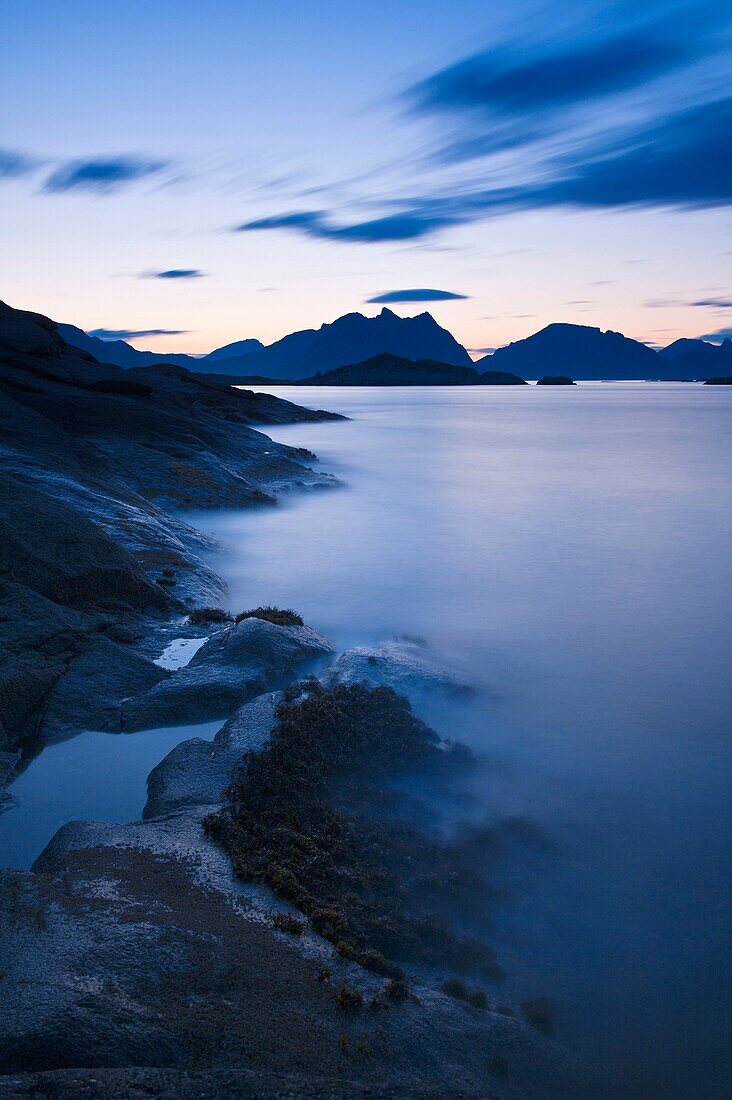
(520, 997), (556, 1037)
(204, 682), (501, 985)
(234, 606), (304, 627)
(489, 1053), (510, 1078)
(271, 911), (305, 936)
(337, 985), (364, 1012)
(187, 607), (234, 625)
(441, 978), (489, 1009)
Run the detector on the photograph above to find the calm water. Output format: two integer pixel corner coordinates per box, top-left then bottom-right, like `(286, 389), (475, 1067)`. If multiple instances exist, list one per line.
(1, 383), (729, 1097)
(192, 383), (730, 1099)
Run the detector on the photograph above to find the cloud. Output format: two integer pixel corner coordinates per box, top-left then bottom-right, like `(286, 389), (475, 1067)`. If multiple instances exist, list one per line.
(405, 18), (712, 162)
(411, 26), (691, 118)
(236, 209), (456, 242)
(88, 328), (189, 341)
(691, 296), (732, 307)
(141, 269), (206, 280)
(43, 156), (169, 194)
(532, 96), (732, 209)
(646, 293), (732, 308)
(0, 148), (40, 179)
(365, 288), (469, 303)
(696, 326), (732, 342)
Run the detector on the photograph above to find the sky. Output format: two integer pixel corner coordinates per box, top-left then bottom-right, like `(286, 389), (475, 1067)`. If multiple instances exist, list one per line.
(2, 0), (731, 355)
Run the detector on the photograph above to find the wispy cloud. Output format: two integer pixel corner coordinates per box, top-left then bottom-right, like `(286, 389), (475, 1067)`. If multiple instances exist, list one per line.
(691, 296), (732, 307)
(88, 327), (189, 341)
(43, 156), (170, 194)
(140, 268), (207, 280)
(647, 292), (732, 308)
(407, 21), (701, 160)
(696, 326), (732, 342)
(365, 288), (469, 303)
(236, 209), (457, 242)
(237, 6), (731, 246)
(0, 148), (41, 178)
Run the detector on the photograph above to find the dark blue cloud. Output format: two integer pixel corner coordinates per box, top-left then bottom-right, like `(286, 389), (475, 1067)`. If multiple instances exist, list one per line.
(89, 327), (188, 341)
(43, 156), (169, 194)
(691, 296), (732, 307)
(235, 91), (732, 244)
(0, 148), (39, 178)
(411, 27), (691, 119)
(142, 269), (206, 280)
(697, 326), (732, 341)
(533, 96), (732, 209)
(366, 288), (469, 303)
(237, 209), (456, 243)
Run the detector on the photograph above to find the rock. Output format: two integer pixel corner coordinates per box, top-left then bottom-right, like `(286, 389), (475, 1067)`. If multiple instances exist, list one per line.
(0, 298), (339, 773)
(42, 636), (170, 738)
(536, 376), (576, 385)
(143, 692), (280, 819)
(0, 812), (589, 1097)
(121, 619), (332, 731)
(326, 639), (472, 699)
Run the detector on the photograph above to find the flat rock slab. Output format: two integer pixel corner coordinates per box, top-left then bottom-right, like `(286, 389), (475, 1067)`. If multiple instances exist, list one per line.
(121, 619), (332, 731)
(0, 808), (586, 1098)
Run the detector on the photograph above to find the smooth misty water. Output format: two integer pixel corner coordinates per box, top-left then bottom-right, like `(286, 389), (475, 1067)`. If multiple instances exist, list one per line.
(189, 383), (729, 1099)
(0, 383), (728, 1097)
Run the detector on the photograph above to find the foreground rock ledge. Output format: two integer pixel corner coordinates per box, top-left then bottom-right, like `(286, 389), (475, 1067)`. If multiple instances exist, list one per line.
(0, 687), (592, 1099)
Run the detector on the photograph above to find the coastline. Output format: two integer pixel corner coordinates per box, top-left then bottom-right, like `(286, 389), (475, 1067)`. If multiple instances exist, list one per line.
(0, 303), (591, 1097)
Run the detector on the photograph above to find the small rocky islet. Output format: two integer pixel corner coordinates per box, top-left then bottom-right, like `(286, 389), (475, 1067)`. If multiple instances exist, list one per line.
(0, 301), (593, 1097)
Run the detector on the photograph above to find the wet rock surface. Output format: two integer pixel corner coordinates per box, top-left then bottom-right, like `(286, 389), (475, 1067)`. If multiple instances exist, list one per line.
(0, 300), (337, 782)
(121, 619), (332, 731)
(0, 692), (589, 1099)
(327, 638), (473, 699)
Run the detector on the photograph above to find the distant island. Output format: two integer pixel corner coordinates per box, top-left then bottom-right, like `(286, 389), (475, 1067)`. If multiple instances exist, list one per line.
(59, 310), (732, 383)
(225, 352), (527, 386)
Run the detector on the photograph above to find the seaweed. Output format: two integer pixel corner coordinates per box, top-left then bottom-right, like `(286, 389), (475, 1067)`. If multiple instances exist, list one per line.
(187, 607), (233, 625)
(204, 682), (501, 984)
(234, 606), (304, 627)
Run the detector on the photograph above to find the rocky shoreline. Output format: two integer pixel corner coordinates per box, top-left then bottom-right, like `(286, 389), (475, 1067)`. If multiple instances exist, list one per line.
(0, 302), (593, 1097)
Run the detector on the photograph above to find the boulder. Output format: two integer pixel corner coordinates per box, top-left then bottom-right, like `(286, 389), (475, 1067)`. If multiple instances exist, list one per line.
(326, 639), (472, 700)
(143, 692), (280, 819)
(121, 619), (332, 731)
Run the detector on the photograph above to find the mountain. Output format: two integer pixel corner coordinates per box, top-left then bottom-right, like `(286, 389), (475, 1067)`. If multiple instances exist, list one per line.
(58, 308), (471, 379)
(214, 308), (473, 380)
(57, 324), (263, 372)
(658, 338), (716, 360)
(657, 337), (732, 379)
(479, 323), (659, 381)
(205, 338), (265, 362)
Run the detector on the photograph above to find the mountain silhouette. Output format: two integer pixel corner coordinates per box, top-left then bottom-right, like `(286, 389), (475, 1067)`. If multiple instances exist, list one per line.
(55, 323), (259, 371)
(203, 338), (266, 362)
(479, 323), (659, 381)
(60, 314), (729, 384)
(228, 308), (473, 379)
(657, 337), (732, 378)
(58, 308), (471, 379)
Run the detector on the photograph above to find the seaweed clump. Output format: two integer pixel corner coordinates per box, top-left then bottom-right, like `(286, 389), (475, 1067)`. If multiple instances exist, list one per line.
(234, 606), (304, 627)
(204, 681), (500, 983)
(187, 607), (233, 625)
